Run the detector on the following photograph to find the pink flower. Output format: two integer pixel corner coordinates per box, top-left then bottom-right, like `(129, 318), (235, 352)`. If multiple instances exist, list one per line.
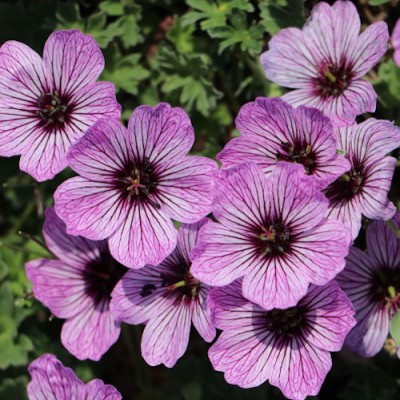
(191, 162), (351, 310)
(208, 279), (355, 400)
(27, 353), (121, 400)
(0, 29), (120, 181)
(217, 97), (350, 189)
(261, 1), (388, 126)
(54, 103), (217, 269)
(392, 19), (400, 67)
(324, 119), (400, 241)
(26, 207), (127, 361)
(337, 212), (400, 357)
(111, 219), (215, 367)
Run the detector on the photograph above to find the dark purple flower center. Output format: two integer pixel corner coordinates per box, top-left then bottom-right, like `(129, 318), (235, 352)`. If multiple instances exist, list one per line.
(266, 306), (304, 337)
(36, 91), (69, 127)
(315, 61), (353, 99)
(325, 166), (364, 200)
(114, 157), (160, 209)
(276, 141), (317, 174)
(140, 261), (201, 302)
(253, 221), (291, 258)
(370, 267), (400, 318)
(83, 251), (128, 305)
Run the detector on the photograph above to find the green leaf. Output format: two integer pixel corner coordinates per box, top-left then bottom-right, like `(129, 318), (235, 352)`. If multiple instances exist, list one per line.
(0, 377), (28, 400)
(84, 12), (123, 48)
(259, 0), (305, 35)
(390, 310), (400, 345)
(99, 0), (125, 16)
(369, 0), (390, 5)
(183, 0), (253, 31)
(210, 11), (264, 54)
(101, 44), (149, 95)
(374, 59), (400, 110)
(53, 1), (84, 31)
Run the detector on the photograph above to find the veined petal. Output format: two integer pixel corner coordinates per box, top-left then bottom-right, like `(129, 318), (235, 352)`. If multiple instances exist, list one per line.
(156, 156), (217, 223)
(108, 202), (177, 269)
(128, 103), (194, 165)
(84, 380), (122, 400)
(61, 300), (120, 361)
(43, 30), (104, 97)
(141, 300), (192, 367)
(27, 354), (85, 400)
(54, 177), (126, 241)
(191, 288), (215, 342)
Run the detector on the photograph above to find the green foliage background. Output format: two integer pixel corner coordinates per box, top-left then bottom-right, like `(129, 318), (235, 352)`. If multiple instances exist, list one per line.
(0, 0), (400, 399)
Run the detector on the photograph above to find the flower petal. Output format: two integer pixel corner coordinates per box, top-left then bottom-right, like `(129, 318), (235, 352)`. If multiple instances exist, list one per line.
(191, 288), (215, 342)
(43, 30), (104, 97)
(84, 380), (122, 400)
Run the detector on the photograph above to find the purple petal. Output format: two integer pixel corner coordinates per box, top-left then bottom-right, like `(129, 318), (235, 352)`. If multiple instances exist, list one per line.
(191, 288), (216, 342)
(393, 19), (400, 67)
(350, 21), (389, 77)
(43, 30), (104, 97)
(128, 103), (194, 165)
(157, 156), (217, 223)
(141, 301), (192, 367)
(301, 281), (355, 352)
(108, 203), (177, 269)
(27, 354), (85, 400)
(178, 218), (210, 263)
(84, 380), (122, 400)
(25, 258), (89, 319)
(54, 177), (126, 241)
(67, 118), (130, 181)
(61, 300), (120, 361)
(43, 207), (105, 267)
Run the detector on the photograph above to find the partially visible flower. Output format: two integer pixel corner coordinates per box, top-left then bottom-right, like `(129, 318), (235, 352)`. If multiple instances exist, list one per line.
(337, 212), (400, 357)
(191, 162), (351, 310)
(392, 19), (400, 67)
(218, 97), (350, 188)
(55, 103), (217, 269)
(261, 1), (388, 126)
(324, 119), (400, 241)
(27, 353), (121, 400)
(208, 280), (355, 400)
(26, 207), (127, 361)
(111, 218), (215, 367)
(0, 29), (121, 181)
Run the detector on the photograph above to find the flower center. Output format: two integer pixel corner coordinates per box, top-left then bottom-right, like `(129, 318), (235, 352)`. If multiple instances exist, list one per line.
(315, 61), (353, 98)
(115, 157), (160, 209)
(276, 141), (316, 174)
(266, 306), (304, 337)
(36, 91), (68, 126)
(83, 251), (128, 305)
(325, 166), (364, 200)
(139, 263), (201, 301)
(254, 222), (291, 258)
(371, 268), (400, 318)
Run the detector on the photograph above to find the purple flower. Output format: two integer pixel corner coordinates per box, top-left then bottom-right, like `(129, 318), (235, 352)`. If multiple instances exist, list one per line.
(54, 103), (217, 269)
(337, 213), (400, 357)
(260, 1), (388, 126)
(324, 119), (400, 241)
(0, 29), (121, 181)
(110, 218), (215, 367)
(27, 353), (121, 400)
(208, 279), (355, 400)
(26, 207), (127, 361)
(191, 162), (351, 310)
(392, 19), (400, 67)
(217, 97), (350, 188)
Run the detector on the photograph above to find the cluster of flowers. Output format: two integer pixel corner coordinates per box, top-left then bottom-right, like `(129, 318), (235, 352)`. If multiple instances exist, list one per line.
(2, 1), (399, 399)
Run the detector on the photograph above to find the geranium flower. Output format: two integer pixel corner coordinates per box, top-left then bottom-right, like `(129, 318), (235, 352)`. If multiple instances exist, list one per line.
(337, 212), (400, 357)
(110, 218), (215, 367)
(191, 162), (351, 310)
(392, 18), (400, 67)
(26, 207), (127, 361)
(217, 97), (350, 188)
(27, 353), (121, 400)
(0, 29), (121, 181)
(324, 119), (400, 241)
(208, 279), (355, 400)
(261, 0), (388, 126)
(54, 103), (217, 269)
